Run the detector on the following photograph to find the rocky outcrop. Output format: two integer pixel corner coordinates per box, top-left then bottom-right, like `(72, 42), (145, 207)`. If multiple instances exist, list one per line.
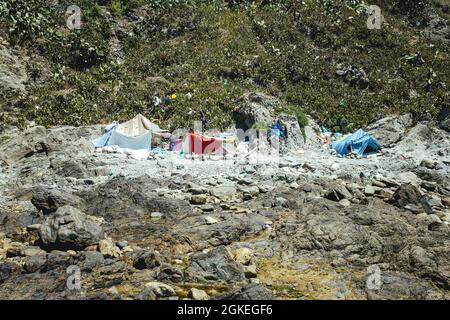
(0, 37), (28, 93)
(232, 92), (279, 131)
(184, 246), (246, 283)
(367, 114), (413, 147)
(31, 187), (84, 215)
(38, 205), (104, 250)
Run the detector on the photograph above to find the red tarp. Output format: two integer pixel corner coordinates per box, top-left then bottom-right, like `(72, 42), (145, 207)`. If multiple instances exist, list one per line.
(189, 133), (223, 155)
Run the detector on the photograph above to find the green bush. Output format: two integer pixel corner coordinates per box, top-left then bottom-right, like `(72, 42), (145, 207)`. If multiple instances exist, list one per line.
(1, 0), (449, 134)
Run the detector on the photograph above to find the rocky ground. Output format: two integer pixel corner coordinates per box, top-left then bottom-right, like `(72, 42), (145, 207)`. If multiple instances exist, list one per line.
(0, 111), (449, 300)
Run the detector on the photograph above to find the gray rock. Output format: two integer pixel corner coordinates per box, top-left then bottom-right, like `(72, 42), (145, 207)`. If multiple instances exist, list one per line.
(210, 185), (237, 200)
(23, 255), (47, 273)
(22, 247), (46, 257)
(367, 114), (412, 147)
(232, 92), (279, 132)
(80, 251), (105, 271)
(133, 249), (161, 270)
(325, 185), (352, 201)
(390, 184), (432, 214)
(184, 246), (246, 283)
(190, 195), (207, 205)
(116, 241), (128, 249)
(31, 187), (83, 215)
(38, 205), (104, 250)
(0, 126), (49, 164)
(0, 40), (28, 92)
(144, 282), (176, 297)
(201, 204), (215, 212)
(188, 187), (208, 195)
(157, 264), (183, 283)
(364, 185), (376, 196)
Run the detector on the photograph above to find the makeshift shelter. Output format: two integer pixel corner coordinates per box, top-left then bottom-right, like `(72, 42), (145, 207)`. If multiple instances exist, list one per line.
(92, 114), (166, 151)
(178, 132), (238, 155)
(331, 129), (381, 156)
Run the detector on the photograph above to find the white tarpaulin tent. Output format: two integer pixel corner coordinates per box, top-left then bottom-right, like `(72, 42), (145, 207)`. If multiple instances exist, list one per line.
(92, 114), (166, 159)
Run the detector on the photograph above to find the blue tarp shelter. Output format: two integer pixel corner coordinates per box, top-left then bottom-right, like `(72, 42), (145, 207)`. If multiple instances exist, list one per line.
(331, 129), (381, 156)
(92, 114), (159, 151)
(92, 127), (152, 151)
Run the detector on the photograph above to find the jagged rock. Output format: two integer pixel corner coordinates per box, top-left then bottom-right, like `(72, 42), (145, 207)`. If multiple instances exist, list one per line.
(184, 246), (246, 283)
(232, 92), (279, 131)
(367, 114), (412, 147)
(79, 251), (105, 271)
(325, 185), (352, 201)
(390, 184), (432, 214)
(38, 205), (104, 250)
(23, 255), (47, 273)
(157, 264), (183, 283)
(0, 126), (49, 164)
(133, 249), (161, 270)
(84, 176), (191, 220)
(50, 158), (89, 179)
(31, 187), (83, 215)
(0, 262), (21, 283)
(0, 39), (28, 92)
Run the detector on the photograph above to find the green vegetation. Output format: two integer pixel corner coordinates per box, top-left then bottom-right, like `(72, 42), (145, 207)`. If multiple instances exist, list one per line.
(0, 0), (449, 133)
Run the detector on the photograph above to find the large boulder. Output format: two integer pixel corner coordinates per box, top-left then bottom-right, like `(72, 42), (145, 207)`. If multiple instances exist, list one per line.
(232, 92), (279, 131)
(0, 126), (48, 164)
(184, 246), (246, 284)
(367, 114), (413, 147)
(390, 184), (432, 214)
(31, 186), (84, 215)
(38, 205), (104, 250)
